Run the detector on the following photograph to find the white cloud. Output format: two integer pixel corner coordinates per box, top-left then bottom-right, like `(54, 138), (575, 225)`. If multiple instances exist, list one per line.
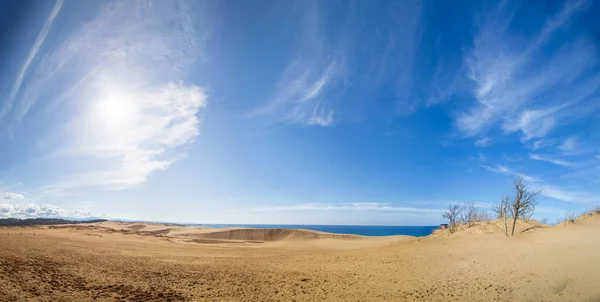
(529, 153), (574, 167)
(252, 1), (431, 125)
(530, 139), (559, 150)
(3, 192), (25, 201)
(483, 164), (509, 174)
(9, 1), (207, 189)
(0, 0), (63, 121)
(253, 202), (444, 213)
(456, 1), (598, 140)
(539, 184), (600, 204)
(502, 105), (565, 140)
(250, 0), (341, 127)
(475, 137), (492, 147)
(0, 203), (101, 220)
(255, 55), (338, 127)
(536, 206), (571, 215)
(66, 83), (206, 188)
(559, 136), (579, 154)
(482, 164), (541, 182)
(483, 163), (600, 204)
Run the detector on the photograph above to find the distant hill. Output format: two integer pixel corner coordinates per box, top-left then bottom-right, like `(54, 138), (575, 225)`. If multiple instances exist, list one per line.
(0, 218), (107, 226)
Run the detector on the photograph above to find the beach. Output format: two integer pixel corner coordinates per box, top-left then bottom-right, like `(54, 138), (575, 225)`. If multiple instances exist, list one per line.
(1, 216), (600, 301)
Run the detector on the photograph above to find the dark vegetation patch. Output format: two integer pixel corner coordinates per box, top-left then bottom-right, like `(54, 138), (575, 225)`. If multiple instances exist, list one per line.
(0, 256), (186, 301)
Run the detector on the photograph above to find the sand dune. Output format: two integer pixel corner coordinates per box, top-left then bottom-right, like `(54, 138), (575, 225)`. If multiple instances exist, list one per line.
(2, 216), (600, 301)
(187, 228), (362, 241)
(80, 222), (406, 247)
(430, 217), (548, 238)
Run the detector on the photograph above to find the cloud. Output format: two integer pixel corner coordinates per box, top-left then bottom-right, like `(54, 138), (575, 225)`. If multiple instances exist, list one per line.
(253, 202), (444, 213)
(475, 137), (493, 147)
(536, 206), (572, 215)
(530, 139), (559, 151)
(483, 163), (600, 203)
(3, 192), (25, 201)
(529, 153), (574, 167)
(456, 1), (598, 140)
(0, 203), (101, 220)
(482, 164), (541, 182)
(538, 184), (600, 204)
(7, 1), (207, 189)
(502, 105), (567, 141)
(0, 0), (63, 121)
(483, 164), (509, 174)
(253, 1), (430, 126)
(252, 0), (341, 127)
(559, 136), (580, 154)
(65, 83), (206, 188)
(257, 60), (338, 126)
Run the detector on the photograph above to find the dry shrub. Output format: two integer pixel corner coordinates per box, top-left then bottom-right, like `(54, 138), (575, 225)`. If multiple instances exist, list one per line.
(584, 205), (600, 216)
(563, 213), (577, 225)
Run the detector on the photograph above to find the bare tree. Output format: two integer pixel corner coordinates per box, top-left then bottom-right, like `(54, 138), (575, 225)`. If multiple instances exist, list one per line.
(508, 176), (541, 236)
(460, 201), (478, 227)
(493, 195), (510, 236)
(474, 210), (491, 222)
(442, 204), (461, 233)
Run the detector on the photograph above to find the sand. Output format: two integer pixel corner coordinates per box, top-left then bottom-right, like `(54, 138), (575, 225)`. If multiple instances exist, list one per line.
(1, 216), (600, 301)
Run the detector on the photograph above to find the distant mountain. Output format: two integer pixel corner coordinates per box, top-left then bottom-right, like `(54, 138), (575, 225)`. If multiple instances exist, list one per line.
(0, 218), (107, 226)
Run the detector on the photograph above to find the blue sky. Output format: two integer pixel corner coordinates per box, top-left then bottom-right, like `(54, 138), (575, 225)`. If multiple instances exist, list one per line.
(1, 0), (599, 225)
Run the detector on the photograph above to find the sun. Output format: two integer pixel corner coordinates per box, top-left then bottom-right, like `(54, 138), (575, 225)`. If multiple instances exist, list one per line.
(97, 96), (134, 125)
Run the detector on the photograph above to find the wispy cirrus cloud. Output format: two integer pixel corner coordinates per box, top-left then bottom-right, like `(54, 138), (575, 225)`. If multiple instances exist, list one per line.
(0, 0), (63, 123)
(559, 136), (581, 154)
(483, 163), (600, 203)
(253, 0), (429, 126)
(538, 185), (600, 204)
(502, 105), (569, 141)
(253, 202), (444, 213)
(252, 0), (342, 127)
(475, 137), (493, 147)
(256, 59), (339, 127)
(530, 139), (559, 151)
(457, 0), (599, 141)
(529, 153), (574, 167)
(6, 0), (208, 189)
(482, 164), (541, 182)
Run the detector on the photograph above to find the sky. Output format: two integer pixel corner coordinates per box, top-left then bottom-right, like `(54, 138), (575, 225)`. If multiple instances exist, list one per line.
(1, 0), (599, 225)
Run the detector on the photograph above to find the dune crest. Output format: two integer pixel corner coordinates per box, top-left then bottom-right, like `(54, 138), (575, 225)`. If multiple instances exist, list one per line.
(431, 218), (548, 237)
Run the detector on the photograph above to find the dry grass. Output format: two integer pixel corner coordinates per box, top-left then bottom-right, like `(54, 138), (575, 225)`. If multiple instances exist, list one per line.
(583, 206), (600, 217)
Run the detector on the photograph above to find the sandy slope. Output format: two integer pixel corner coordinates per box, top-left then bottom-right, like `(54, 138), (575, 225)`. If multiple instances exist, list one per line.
(1, 218), (600, 301)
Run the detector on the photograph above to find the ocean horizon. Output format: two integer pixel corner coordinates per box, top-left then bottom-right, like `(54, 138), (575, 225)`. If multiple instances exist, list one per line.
(192, 224), (439, 237)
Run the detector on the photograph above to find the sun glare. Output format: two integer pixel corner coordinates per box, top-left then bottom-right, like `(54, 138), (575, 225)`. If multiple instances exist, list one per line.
(89, 90), (138, 131)
(98, 97), (134, 125)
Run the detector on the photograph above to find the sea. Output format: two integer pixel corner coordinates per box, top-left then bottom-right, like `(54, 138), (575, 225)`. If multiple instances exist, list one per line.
(192, 224), (438, 237)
